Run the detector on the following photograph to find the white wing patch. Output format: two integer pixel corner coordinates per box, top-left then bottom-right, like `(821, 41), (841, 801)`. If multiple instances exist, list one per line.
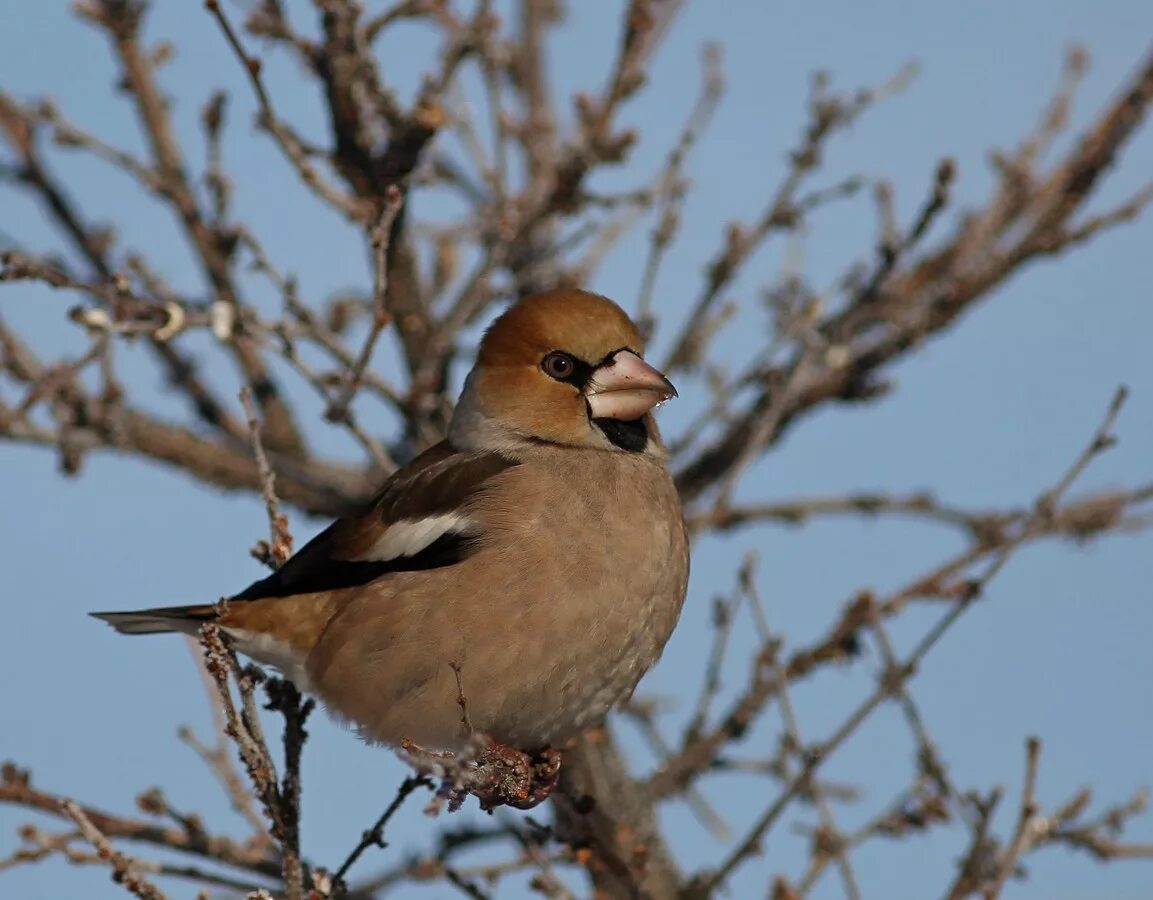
(348, 514), (472, 563)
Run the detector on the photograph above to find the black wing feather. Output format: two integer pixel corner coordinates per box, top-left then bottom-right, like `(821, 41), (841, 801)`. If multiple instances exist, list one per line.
(233, 442), (516, 602)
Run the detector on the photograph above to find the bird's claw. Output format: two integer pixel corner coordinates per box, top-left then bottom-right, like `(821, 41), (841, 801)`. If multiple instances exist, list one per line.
(472, 741), (562, 811)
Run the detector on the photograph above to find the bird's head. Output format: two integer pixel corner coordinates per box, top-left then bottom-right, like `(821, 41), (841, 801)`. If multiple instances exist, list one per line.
(450, 289), (678, 455)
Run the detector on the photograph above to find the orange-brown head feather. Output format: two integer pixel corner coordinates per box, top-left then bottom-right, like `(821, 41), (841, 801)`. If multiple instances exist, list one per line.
(453, 289), (675, 454)
(476, 289), (644, 369)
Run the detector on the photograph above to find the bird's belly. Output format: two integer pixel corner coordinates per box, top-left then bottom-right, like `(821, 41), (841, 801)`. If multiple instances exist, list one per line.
(351, 577), (678, 753)
(465, 577), (677, 749)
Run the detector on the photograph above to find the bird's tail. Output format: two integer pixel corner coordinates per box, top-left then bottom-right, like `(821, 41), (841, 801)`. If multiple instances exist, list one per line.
(90, 605), (217, 636)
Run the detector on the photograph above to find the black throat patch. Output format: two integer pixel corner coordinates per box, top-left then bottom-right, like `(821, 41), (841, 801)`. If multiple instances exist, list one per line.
(594, 416), (649, 453)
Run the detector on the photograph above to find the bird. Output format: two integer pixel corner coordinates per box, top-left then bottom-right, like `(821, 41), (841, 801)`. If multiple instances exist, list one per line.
(92, 288), (689, 806)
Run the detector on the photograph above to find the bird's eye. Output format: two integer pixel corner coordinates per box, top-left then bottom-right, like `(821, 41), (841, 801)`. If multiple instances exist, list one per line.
(541, 351), (576, 380)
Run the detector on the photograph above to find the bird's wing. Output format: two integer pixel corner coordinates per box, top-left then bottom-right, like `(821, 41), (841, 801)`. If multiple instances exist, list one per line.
(232, 440), (519, 602)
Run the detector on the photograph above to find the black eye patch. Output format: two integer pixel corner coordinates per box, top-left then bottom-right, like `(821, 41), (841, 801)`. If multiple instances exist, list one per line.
(541, 351), (594, 388)
(540, 346), (640, 389)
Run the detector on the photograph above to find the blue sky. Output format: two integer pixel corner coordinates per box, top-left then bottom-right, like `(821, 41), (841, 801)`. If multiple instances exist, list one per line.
(2, 2), (1152, 898)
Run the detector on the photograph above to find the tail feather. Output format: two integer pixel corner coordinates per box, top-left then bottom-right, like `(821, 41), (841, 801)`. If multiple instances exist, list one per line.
(90, 605), (217, 636)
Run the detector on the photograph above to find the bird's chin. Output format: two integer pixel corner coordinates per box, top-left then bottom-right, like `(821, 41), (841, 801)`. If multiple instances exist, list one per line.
(586, 388), (669, 421)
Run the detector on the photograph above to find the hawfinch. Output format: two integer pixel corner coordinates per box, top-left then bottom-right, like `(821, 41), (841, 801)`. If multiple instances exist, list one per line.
(94, 289), (689, 798)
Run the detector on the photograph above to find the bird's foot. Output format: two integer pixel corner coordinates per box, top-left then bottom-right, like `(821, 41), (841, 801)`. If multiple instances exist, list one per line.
(471, 741), (562, 811)
(398, 736), (562, 812)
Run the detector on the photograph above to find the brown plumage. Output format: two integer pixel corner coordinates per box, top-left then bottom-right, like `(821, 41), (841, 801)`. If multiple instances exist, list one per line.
(93, 289), (689, 755)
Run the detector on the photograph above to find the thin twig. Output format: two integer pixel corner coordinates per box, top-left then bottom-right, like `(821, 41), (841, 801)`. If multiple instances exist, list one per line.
(240, 386), (293, 568)
(331, 776), (433, 892)
(635, 42), (724, 334)
(60, 799), (167, 900)
(985, 737), (1043, 898)
(325, 186), (404, 438)
(203, 0), (368, 223)
(771, 660), (861, 900)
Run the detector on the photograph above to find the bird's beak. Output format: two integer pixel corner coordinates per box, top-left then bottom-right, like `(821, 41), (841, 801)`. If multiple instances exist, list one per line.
(586, 350), (678, 420)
